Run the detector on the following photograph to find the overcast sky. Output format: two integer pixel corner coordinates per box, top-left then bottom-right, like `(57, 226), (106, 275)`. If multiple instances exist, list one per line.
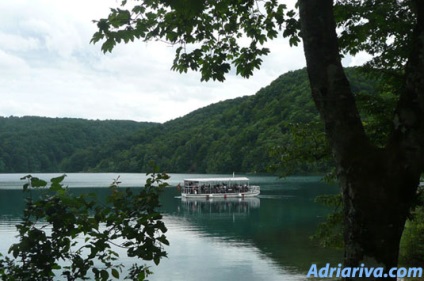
(0, 0), (370, 123)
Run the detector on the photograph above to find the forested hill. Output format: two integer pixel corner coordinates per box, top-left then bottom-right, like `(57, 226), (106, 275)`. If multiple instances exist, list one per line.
(0, 117), (157, 172)
(60, 67), (377, 174)
(0, 67), (378, 173)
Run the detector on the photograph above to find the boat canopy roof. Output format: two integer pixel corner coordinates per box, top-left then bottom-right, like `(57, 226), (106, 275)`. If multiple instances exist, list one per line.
(184, 177), (249, 183)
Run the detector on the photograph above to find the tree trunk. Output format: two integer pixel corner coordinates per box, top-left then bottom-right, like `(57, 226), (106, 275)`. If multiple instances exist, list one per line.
(298, 0), (424, 279)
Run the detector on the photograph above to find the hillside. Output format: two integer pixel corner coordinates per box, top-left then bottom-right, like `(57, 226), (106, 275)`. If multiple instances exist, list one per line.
(0, 117), (157, 172)
(0, 67), (381, 174)
(61, 67), (379, 174)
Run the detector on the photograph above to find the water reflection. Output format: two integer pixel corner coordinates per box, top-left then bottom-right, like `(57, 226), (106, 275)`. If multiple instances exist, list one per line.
(160, 181), (342, 276)
(150, 216), (307, 281)
(0, 174), (342, 280)
(179, 197), (260, 216)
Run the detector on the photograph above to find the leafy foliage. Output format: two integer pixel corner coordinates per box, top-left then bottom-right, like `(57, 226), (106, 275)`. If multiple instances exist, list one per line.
(91, 0), (299, 82)
(334, 0), (415, 70)
(91, 0), (415, 83)
(0, 169), (169, 280)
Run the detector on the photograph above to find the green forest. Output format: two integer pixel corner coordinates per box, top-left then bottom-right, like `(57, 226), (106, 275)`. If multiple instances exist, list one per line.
(0, 117), (156, 172)
(0, 67), (383, 174)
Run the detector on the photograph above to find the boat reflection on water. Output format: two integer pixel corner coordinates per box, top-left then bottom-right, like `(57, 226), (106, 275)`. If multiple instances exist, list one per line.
(179, 197), (260, 218)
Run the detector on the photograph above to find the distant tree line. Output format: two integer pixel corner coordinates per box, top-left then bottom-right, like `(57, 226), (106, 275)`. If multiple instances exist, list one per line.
(0, 117), (156, 173)
(0, 68), (380, 174)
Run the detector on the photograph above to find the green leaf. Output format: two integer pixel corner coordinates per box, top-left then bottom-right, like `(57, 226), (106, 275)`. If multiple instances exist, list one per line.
(51, 264), (62, 270)
(91, 31), (105, 44)
(153, 255), (160, 265)
(96, 19), (110, 32)
(137, 270), (146, 281)
(101, 38), (117, 53)
(30, 177), (48, 188)
(111, 268), (120, 279)
(51, 174), (66, 184)
(100, 269), (109, 280)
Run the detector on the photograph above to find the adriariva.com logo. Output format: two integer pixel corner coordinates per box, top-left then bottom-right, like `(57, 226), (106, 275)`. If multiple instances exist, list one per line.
(307, 263), (423, 279)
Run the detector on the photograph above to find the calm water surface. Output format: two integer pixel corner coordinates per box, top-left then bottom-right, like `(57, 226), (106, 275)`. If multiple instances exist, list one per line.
(0, 173), (342, 280)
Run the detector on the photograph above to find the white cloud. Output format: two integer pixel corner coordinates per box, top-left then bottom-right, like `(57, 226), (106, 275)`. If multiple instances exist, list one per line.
(0, 49), (29, 71)
(342, 51), (373, 67)
(0, 32), (40, 52)
(0, 0), (369, 123)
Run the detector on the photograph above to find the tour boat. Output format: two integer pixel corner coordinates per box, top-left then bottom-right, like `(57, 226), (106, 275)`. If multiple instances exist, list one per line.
(179, 177), (260, 199)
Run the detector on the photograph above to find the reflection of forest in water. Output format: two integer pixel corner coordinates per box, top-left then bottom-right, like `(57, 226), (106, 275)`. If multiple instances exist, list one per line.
(163, 177), (343, 273)
(180, 198), (260, 217)
(0, 174), (343, 277)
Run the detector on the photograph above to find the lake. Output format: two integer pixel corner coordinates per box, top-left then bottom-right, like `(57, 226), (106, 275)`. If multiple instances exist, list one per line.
(0, 173), (342, 280)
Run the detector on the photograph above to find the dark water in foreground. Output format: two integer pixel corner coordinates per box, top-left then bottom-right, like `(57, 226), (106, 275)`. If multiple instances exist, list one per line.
(0, 173), (342, 280)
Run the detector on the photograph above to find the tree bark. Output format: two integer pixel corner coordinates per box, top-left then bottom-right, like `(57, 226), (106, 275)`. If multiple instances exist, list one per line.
(299, 0), (424, 279)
